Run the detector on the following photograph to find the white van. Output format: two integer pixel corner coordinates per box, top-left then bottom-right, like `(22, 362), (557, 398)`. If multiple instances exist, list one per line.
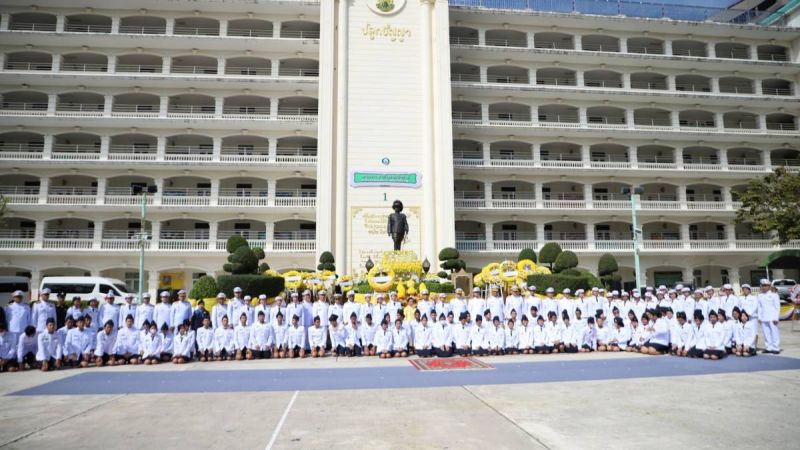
(0, 276), (31, 306)
(39, 277), (132, 304)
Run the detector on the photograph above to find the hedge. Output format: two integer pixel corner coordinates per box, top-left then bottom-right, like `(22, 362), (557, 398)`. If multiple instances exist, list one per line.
(539, 242), (563, 267)
(527, 273), (594, 292)
(216, 275), (285, 297)
(517, 248), (537, 263)
(554, 250), (579, 273)
(353, 280), (455, 294)
(188, 275), (218, 300)
(598, 253), (619, 277)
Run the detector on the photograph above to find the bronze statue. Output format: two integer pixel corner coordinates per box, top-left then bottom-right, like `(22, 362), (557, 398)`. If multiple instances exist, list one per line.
(387, 199), (409, 251)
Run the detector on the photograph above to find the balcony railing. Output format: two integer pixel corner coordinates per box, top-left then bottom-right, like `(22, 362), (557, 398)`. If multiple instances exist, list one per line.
(170, 65), (218, 75)
(164, 146), (213, 161)
(8, 22), (57, 32)
(227, 28), (274, 38)
(116, 64), (162, 73)
(274, 190), (317, 207)
(4, 61), (52, 71)
(118, 25), (166, 35)
(64, 23), (111, 33)
(0, 102), (48, 114)
(60, 63), (108, 72)
(173, 26), (220, 36)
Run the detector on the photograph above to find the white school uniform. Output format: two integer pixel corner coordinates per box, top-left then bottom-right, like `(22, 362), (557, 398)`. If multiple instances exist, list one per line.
(233, 324), (251, 351)
(505, 295), (523, 321)
(345, 323), (361, 347)
(373, 328), (394, 353)
(254, 304), (271, 326)
(469, 325), (488, 350)
(0, 331), (16, 361)
(739, 294), (758, 320)
(610, 326), (630, 350)
(31, 301), (56, 333)
(119, 303), (137, 327)
(391, 326), (408, 350)
(518, 324), (533, 350)
(739, 320), (758, 349)
(541, 298), (558, 319)
(287, 324), (306, 349)
(705, 321), (727, 351)
(211, 303), (228, 329)
(271, 322), (288, 348)
(449, 298), (467, 320)
(134, 303), (155, 330)
(36, 331), (62, 361)
(140, 332), (162, 359)
(504, 326), (519, 349)
(757, 290), (781, 352)
(545, 321), (562, 345)
(65, 327), (94, 357)
(343, 301), (360, 324)
(485, 325), (504, 350)
(414, 324), (433, 350)
(468, 297), (486, 322)
(153, 303), (171, 330)
(66, 305), (84, 322)
(83, 306), (100, 331)
(17, 333), (37, 362)
(532, 324), (548, 347)
(595, 325), (610, 345)
(525, 296), (542, 319)
(94, 330), (117, 356)
(196, 326), (215, 353)
(99, 303), (120, 329)
(214, 327), (234, 353)
(417, 300), (433, 320)
(434, 301), (451, 320)
(248, 322), (274, 351)
(173, 331), (195, 358)
(562, 323), (579, 347)
(360, 322), (378, 347)
(580, 326), (597, 350)
(114, 325), (141, 355)
(5, 302), (31, 334)
(308, 325), (326, 349)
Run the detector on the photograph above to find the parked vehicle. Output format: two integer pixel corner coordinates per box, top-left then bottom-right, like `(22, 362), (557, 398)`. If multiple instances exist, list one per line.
(39, 276), (132, 304)
(772, 279), (797, 300)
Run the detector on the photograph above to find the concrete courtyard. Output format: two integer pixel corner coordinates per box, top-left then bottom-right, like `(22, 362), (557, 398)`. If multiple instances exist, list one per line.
(1, 321), (799, 450)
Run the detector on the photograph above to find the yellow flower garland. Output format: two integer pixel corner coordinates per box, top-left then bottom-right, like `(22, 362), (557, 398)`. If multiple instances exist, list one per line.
(368, 266), (395, 292)
(282, 270), (305, 290)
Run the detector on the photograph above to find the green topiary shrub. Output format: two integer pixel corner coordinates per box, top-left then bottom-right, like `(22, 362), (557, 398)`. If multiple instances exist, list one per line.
(438, 247), (459, 261)
(216, 275), (284, 298)
(558, 268), (583, 277)
(539, 242), (563, 269)
(436, 270), (449, 279)
(422, 280), (455, 293)
(189, 275), (218, 300)
(598, 253), (619, 277)
(438, 247), (464, 273)
(317, 251), (336, 271)
(527, 273), (591, 293)
(554, 250), (579, 273)
(518, 248), (537, 263)
(226, 234), (249, 254)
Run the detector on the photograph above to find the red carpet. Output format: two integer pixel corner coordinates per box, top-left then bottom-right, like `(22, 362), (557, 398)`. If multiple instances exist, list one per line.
(409, 356), (494, 371)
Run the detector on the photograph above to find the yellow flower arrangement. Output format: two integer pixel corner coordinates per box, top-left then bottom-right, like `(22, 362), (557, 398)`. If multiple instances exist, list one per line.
(473, 273), (485, 287)
(282, 270), (305, 290)
(481, 262), (504, 286)
(303, 272), (325, 291)
(367, 265), (395, 292)
(516, 259), (537, 276)
(337, 274), (354, 292)
(499, 260), (518, 283)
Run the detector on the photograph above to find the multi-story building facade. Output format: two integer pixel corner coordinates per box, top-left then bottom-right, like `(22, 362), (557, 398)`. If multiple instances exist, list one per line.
(0, 0), (798, 293)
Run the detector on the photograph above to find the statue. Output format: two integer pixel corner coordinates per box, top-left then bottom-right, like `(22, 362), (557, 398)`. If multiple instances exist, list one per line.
(387, 199), (409, 251)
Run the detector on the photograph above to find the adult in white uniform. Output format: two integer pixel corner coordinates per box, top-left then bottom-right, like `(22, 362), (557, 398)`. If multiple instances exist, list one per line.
(5, 290), (31, 334)
(757, 279), (781, 354)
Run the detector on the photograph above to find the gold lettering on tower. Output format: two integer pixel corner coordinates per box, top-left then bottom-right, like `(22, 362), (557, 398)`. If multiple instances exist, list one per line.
(362, 23), (411, 42)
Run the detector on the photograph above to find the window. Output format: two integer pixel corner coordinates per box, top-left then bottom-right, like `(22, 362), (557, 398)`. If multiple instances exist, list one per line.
(721, 269), (729, 285)
(498, 149), (515, 159)
(124, 272), (138, 291)
(42, 283), (95, 295)
(194, 223), (210, 229)
(693, 270), (702, 288)
(237, 144), (254, 155)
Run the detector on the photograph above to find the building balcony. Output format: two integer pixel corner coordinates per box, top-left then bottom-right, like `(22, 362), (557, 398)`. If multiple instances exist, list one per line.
(455, 238), (799, 253)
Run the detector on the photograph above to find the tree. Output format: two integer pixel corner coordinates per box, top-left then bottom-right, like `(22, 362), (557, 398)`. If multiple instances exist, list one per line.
(539, 242), (563, 269)
(518, 248), (537, 263)
(553, 250), (579, 273)
(317, 251), (336, 271)
(438, 247), (465, 273)
(598, 253), (619, 277)
(222, 236), (266, 275)
(189, 275), (218, 300)
(735, 167), (800, 244)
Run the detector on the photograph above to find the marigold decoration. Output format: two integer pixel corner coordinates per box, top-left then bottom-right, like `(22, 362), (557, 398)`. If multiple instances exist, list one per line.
(517, 259), (537, 275)
(380, 250), (423, 280)
(406, 279), (417, 296)
(337, 274), (354, 292)
(534, 266), (552, 275)
(481, 263), (504, 286)
(262, 269), (280, 277)
(282, 270), (304, 290)
(473, 273), (485, 287)
(367, 266), (395, 292)
(499, 260), (518, 283)
(302, 272), (325, 291)
(319, 270), (337, 288)
(418, 281), (428, 293)
(397, 283), (407, 299)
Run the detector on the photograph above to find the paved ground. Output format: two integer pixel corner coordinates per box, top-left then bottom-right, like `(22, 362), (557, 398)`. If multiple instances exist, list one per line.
(2, 321), (799, 450)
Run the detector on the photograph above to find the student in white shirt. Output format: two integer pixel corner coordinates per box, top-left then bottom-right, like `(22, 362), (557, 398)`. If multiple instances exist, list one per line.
(98, 293), (120, 330)
(485, 316), (504, 355)
(308, 316), (327, 357)
(140, 322), (162, 365)
(361, 314), (378, 356)
(504, 319), (519, 354)
(609, 317), (630, 351)
(287, 314), (306, 358)
(414, 314), (433, 358)
(344, 313), (363, 357)
(114, 315), (141, 365)
(213, 316), (234, 360)
(196, 316), (215, 361)
(157, 323), (174, 362)
(392, 318), (409, 357)
(0, 321), (17, 372)
(595, 316), (610, 352)
(233, 313), (252, 360)
(119, 294), (137, 330)
(671, 312), (692, 356)
(735, 310), (757, 357)
(641, 309), (670, 355)
(271, 312), (288, 358)
(211, 293), (228, 329)
(467, 288), (486, 324)
(84, 299), (100, 333)
(36, 318), (62, 371)
(518, 315), (533, 354)
(94, 320), (117, 367)
(135, 293), (155, 330)
(31, 290), (56, 333)
(469, 315), (488, 356)
(248, 311), (274, 359)
(66, 297), (84, 322)
(172, 322), (195, 364)
(579, 317), (597, 352)
(703, 310), (727, 360)
(64, 316), (93, 368)
(374, 320), (394, 358)
(532, 315), (549, 354)
(561, 315), (579, 354)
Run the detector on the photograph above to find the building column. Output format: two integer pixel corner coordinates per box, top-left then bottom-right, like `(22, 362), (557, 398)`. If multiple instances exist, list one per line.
(147, 270), (159, 296)
(47, 94), (57, 116)
(670, 111), (680, 130)
(534, 182), (544, 208)
(484, 181), (493, 208)
(267, 179), (277, 206)
(749, 44), (758, 60)
(481, 141), (491, 163)
(710, 77), (720, 93)
(480, 103), (488, 124)
(216, 56), (225, 75)
(479, 65), (487, 83)
(532, 143), (541, 167)
(758, 114), (767, 132)
(219, 19), (228, 37)
(156, 136), (166, 161)
(622, 72), (631, 89)
(30, 270), (42, 296)
(680, 223), (691, 249)
(162, 55), (171, 74)
(165, 18), (174, 35)
(150, 221), (161, 250)
(536, 221), (545, 245)
(580, 144), (590, 167)
(103, 94), (113, 116)
(674, 146), (684, 169)
(38, 177), (50, 204)
(485, 223), (493, 251)
(153, 178), (164, 205)
(576, 70), (585, 87)
(272, 21), (281, 38)
(706, 42), (715, 58)
(0, 13), (10, 31)
(51, 54), (61, 72)
(619, 38), (627, 53)
(762, 149), (772, 168)
(56, 15), (65, 33)
(726, 224), (736, 249)
(210, 179), (219, 206)
(159, 96), (169, 117)
(628, 145), (638, 168)
(92, 220), (104, 249)
(586, 223), (595, 250)
(271, 59), (280, 77)
(96, 177), (107, 204)
(682, 267), (693, 285)
(678, 184), (688, 209)
(478, 28), (485, 46)
(268, 137), (278, 162)
(529, 68), (536, 85)
(42, 135), (53, 160)
(664, 40), (673, 56)
(578, 106), (588, 127)
(214, 97), (224, 117)
(729, 267), (741, 290)
(666, 74), (676, 91)
(584, 183), (593, 208)
(212, 137), (222, 161)
(754, 79), (763, 95)
(573, 34), (582, 50)
(100, 135), (110, 160)
(110, 16), (120, 34)
(718, 148), (728, 168)
(270, 97), (279, 118)
(208, 221), (218, 250)
(526, 32), (535, 49)
(265, 222), (275, 251)
(625, 109), (635, 129)
(714, 112), (724, 130)
(34, 220), (45, 249)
